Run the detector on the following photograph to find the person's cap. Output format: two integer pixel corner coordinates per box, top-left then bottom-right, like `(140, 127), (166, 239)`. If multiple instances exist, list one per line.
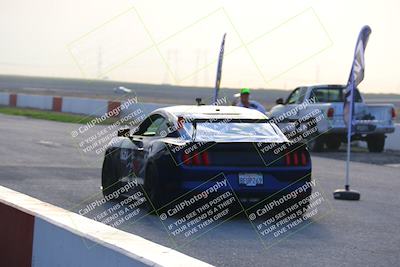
(240, 88), (250, 95)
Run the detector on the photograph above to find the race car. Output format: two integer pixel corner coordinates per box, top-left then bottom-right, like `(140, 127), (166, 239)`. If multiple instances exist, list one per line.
(113, 86), (133, 94)
(101, 105), (312, 209)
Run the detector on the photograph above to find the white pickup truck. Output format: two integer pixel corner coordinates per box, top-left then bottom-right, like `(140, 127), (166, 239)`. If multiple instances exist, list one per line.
(269, 85), (396, 152)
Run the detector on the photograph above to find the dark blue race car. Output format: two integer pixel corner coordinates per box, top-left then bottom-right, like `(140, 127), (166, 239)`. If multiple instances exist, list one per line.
(101, 105), (312, 209)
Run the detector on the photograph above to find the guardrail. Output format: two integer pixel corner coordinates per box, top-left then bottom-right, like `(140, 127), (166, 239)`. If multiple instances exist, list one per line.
(0, 185), (213, 267)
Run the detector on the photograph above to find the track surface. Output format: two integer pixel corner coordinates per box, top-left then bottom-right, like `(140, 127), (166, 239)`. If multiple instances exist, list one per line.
(1, 114), (399, 267)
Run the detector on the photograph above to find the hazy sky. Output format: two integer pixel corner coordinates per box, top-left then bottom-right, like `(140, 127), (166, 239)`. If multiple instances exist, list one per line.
(0, 0), (399, 93)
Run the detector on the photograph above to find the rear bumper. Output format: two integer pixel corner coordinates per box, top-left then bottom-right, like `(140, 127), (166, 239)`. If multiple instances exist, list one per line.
(328, 125), (395, 134)
(175, 166), (311, 196)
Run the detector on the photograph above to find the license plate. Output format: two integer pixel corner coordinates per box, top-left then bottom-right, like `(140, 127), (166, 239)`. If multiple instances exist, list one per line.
(239, 173), (263, 187)
(355, 124), (375, 132)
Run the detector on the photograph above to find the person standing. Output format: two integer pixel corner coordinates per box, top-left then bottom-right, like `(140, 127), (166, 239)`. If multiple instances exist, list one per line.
(236, 88), (266, 114)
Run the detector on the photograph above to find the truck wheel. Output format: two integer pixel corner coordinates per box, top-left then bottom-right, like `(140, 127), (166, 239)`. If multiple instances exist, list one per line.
(101, 149), (123, 199)
(326, 136), (341, 151)
(367, 134), (385, 153)
(307, 136), (324, 152)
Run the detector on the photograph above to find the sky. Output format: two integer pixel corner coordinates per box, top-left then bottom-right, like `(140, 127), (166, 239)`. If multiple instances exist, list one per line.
(0, 0), (399, 93)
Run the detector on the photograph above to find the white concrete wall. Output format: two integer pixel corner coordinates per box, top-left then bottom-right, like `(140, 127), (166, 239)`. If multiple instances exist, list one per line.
(0, 185), (213, 267)
(16, 94), (53, 110)
(0, 92), (9, 105)
(32, 218), (149, 267)
(386, 124), (400, 150)
(1, 93), (169, 118)
(62, 97), (108, 117)
(358, 123), (399, 151)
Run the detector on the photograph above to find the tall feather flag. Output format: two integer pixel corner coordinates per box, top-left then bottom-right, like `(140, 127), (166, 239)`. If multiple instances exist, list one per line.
(343, 25), (372, 127)
(213, 33), (226, 103)
(334, 25), (371, 200)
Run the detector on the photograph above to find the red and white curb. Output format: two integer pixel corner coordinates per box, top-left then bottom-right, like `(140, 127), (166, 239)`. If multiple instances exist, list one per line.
(0, 185), (213, 267)
(0, 92), (168, 118)
(0, 92), (121, 117)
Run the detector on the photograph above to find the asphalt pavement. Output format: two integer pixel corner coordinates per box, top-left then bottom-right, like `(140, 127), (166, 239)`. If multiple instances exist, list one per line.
(0, 114), (399, 267)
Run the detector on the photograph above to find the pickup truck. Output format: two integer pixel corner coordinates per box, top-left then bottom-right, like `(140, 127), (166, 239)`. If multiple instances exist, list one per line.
(268, 84), (396, 152)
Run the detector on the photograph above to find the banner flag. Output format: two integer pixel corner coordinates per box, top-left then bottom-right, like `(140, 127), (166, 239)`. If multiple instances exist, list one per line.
(213, 33), (226, 103)
(343, 26), (372, 128)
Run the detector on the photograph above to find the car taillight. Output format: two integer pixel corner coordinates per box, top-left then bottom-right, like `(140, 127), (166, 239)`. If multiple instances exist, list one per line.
(192, 153), (201, 165)
(285, 153), (291, 165)
(201, 151), (210, 166)
(327, 107), (334, 118)
(182, 153), (191, 165)
(293, 152), (299, 166)
(301, 151), (307, 165)
(182, 151), (210, 166)
(391, 107), (396, 119)
(285, 151), (308, 166)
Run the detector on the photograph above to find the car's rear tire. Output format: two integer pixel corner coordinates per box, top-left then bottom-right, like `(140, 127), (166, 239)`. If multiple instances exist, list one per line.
(144, 163), (166, 210)
(366, 134), (385, 153)
(325, 135), (341, 151)
(101, 149), (123, 198)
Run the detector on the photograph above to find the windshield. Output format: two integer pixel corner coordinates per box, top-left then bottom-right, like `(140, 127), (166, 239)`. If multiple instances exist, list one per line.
(286, 87), (307, 104)
(182, 121), (288, 142)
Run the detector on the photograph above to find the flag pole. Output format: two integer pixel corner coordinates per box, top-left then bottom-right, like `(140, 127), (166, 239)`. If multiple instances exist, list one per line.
(334, 77), (360, 200)
(345, 80), (354, 191)
(333, 25), (371, 201)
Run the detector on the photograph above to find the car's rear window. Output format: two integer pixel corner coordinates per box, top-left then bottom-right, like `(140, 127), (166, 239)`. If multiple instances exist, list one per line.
(182, 121), (288, 142)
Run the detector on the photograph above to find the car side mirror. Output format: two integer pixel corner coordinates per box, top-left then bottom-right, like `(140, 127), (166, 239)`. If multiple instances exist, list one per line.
(130, 126), (139, 135)
(276, 98), (284, 105)
(117, 127), (130, 137)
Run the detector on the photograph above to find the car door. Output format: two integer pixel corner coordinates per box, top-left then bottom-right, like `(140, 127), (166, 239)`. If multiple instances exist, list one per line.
(129, 115), (167, 184)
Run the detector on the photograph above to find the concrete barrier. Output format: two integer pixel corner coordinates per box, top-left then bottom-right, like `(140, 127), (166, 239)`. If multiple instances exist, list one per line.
(357, 123), (400, 151)
(0, 185), (213, 267)
(52, 96), (63, 112)
(62, 96), (109, 117)
(0, 201), (34, 267)
(9, 93), (17, 106)
(0, 92), (168, 118)
(17, 94), (53, 110)
(0, 92), (9, 105)
(386, 123), (400, 150)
